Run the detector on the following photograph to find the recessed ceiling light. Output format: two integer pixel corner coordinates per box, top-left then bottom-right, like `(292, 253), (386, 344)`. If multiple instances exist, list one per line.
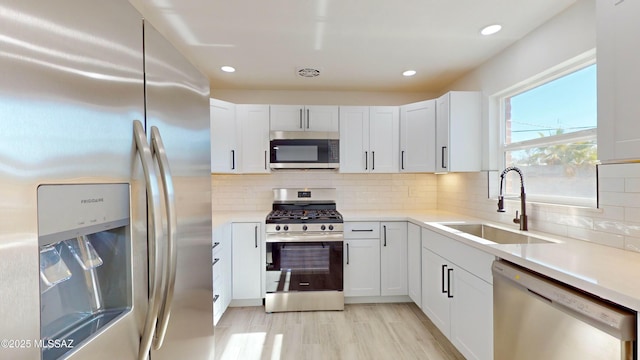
(403, 70), (417, 77)
(221, 66), (236, 73)
(480, 24), (502, 36)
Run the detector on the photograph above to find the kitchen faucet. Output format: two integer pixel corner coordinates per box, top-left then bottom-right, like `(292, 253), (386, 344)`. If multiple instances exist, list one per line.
(497, 166), (528, 231)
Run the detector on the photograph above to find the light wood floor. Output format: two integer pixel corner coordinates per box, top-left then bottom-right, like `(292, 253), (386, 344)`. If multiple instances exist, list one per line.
(214, 303), (465, 360)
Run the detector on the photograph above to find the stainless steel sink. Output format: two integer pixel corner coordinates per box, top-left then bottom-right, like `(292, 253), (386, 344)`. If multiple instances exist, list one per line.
(442, 223), (554, 245)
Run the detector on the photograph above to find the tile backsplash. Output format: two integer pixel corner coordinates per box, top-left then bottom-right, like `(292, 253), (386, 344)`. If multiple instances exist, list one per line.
(212, 163), (640, 253)
(211, 172), (438, 212)
(437, 163), (640, 253)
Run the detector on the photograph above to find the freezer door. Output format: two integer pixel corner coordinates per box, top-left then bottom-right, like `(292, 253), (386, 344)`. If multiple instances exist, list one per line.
(142, 21), (214, 359)
(0, 1), (147, 359)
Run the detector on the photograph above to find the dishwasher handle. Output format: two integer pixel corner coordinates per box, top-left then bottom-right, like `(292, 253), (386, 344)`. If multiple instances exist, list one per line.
(492, 260), (636, 341)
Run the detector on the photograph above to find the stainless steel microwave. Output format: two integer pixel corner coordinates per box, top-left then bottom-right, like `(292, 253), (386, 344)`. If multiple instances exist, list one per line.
(269, 131), (340, 169)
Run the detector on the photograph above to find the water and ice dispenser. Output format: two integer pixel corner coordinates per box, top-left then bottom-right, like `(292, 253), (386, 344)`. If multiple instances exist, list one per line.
(38, 184), (132, 359)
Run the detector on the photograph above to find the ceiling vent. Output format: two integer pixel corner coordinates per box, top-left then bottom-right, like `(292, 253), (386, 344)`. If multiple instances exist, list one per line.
(297, 68), (321, 78)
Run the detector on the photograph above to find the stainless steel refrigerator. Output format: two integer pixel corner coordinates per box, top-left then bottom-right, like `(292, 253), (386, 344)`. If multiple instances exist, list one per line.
(0, 1), (213, 359)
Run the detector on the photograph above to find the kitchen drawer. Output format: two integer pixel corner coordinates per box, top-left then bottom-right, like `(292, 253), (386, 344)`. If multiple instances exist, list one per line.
(212, 255), (223, 284)
(212, 238), (223, 257)
(344, 221), (380, 239)
(213, 277), (224, 325)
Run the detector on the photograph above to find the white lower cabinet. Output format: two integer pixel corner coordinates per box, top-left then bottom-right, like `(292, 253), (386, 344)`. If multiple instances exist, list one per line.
(231, 222), (262, 300)
(407, 223), (422, 307)
(421, 227), (494, 360)
(213, 223), (232, 325)
(344, 238), (381, 297)
(380, 222), (407, 296)
(344, 222), (381, 297)
(449, 263), (493, 360)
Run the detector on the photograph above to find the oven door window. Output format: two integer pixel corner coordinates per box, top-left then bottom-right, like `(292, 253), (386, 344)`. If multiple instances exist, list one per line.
(266, 241), (343, 292)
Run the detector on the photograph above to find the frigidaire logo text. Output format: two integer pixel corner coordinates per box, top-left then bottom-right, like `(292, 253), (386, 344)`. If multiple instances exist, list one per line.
(81, 198), (104, 204)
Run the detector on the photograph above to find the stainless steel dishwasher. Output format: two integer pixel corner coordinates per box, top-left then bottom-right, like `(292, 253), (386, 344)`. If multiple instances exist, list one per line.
(492, 260), (636, 360)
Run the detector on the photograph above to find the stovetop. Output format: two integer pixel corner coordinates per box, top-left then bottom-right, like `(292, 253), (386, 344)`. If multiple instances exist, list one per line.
(266, 208), (343, 224)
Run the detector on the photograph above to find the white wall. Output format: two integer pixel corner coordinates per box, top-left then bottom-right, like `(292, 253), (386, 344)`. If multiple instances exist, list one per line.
(437, 0), (640, 253)
(446, 0), (596, 171)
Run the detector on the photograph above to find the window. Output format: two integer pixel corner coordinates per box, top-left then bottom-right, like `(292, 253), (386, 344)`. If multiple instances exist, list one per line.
(500, 62), (597, 207)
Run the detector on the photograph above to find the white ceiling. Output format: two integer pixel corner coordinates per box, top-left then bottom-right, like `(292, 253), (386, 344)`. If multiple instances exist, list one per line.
(129, 0), (578, 93)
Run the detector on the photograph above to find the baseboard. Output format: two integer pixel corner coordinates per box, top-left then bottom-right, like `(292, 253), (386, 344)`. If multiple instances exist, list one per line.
(344, 295), (412, 304)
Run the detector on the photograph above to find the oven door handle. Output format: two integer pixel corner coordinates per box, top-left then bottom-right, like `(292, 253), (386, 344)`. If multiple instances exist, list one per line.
(266, 233), (344, 243)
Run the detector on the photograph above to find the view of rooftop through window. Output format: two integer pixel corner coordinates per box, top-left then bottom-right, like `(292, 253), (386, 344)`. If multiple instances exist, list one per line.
(502, 63), (598, 207)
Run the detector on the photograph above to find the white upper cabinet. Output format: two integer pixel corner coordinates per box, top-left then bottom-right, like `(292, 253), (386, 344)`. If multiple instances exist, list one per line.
(340, 106), (399, 173)
(597, 0), (640, 162)
(210, 98), (238, 173)
(339, 106), (370, 172)
(435, 91), (481, 172)
(237, 104), (270, 173)
(400, 100), (436, 172)
(370, 107), (400, 173)
(270, 105), (339, 132)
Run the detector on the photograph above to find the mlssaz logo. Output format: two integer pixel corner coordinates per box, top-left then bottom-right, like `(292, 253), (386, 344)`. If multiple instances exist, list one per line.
(81, 198), (104, 204)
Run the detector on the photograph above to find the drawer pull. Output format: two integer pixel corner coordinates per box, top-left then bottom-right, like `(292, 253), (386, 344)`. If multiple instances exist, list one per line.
(213, 258), (220, 266)
(212, 242), (220, 249)
(213, 294), (220, 303)
(351, 229), (374, 232)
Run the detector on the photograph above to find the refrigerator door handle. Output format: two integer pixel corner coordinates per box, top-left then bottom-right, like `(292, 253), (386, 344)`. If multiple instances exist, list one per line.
(150, 126), (178, 350)
(133, 121), (163, 360)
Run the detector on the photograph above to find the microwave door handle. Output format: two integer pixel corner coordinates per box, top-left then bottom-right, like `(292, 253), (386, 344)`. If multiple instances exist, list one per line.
(150, 126), (177, 350)
(133, 121), (163, 360)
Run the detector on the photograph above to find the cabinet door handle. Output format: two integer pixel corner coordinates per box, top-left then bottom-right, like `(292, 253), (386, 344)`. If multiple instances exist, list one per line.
(264, 150), (268, 170)
(254, 225), (258, 248)
(441, 264), (448, 294)
(383, 225), (387, 247)
(372, 151), (375, 171)
(346, 243), (350, 265)
(212, 242), (220, 249)
(441, 146), (447, 169)
(231, 150), (236, 170)
(401, 150), (405, 170)
(306, 109), (310, 129)
(299, 109), (303, 129)
(213, 294), (220, 303)
(213, 258), (220, 266)
(365, 151), (368, 170)
(447, 268), (454, 298)
(351, 229), (374, 232)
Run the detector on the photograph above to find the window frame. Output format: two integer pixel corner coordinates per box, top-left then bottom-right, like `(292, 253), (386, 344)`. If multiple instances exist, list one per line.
(497, 56), (598, 208)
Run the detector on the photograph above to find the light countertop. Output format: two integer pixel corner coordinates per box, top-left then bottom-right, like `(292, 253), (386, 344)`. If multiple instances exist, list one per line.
(212, 209), (640, 311)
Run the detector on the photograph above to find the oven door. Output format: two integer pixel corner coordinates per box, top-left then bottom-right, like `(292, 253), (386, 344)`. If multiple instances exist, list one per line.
(269, 136), (339, 169)
(266, 239), (343, 293)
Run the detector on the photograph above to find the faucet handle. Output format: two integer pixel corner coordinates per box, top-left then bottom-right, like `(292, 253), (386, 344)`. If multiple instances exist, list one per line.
(513, 210), (520, 224)
(497, 196), (506, 212)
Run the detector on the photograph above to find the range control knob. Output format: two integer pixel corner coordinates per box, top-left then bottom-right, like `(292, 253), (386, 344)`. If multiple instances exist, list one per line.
(302, 225), (308, 231)
(283, 225), (289, 231)
(275, 225), (281, 231)
(328, 225), (334, 231)
(320, 225), (326, 231)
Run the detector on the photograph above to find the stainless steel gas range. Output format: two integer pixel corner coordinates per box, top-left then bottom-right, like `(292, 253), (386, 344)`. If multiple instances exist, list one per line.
(265, 188), (344, 312)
